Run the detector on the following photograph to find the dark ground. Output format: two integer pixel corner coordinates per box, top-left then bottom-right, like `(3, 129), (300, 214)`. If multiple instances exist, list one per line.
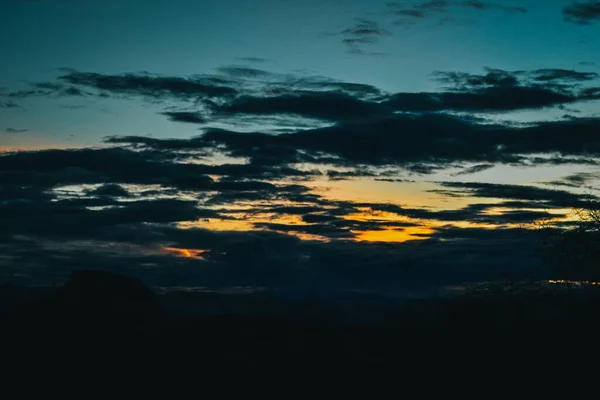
(1, 270), (598, 383)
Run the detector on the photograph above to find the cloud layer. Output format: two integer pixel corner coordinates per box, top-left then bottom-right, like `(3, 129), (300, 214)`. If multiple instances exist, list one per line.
(2, 64), (599, 292)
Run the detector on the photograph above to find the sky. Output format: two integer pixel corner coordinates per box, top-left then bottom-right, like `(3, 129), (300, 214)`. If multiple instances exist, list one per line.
(1, 0), (599, 295)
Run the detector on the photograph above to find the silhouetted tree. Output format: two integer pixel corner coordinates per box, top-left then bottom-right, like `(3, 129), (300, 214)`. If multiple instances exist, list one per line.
(538, 199), (600, 281)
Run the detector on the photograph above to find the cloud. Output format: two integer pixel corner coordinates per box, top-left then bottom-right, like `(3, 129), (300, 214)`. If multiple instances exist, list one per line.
(433, 67), (599, 92)
(0, 195), (217, 240)
(563, 1), (600, 25)
(10, 67), (595, 129)
(215, 66), (274, 79)
(237, 57), (270, 63)
(213, 90), (387, 122)
(8, 67), (388, 125)
(430, 181), (595, 208)
(432, 68), (520, 88)
(57, 71), (237, 99)
(389, 67), (598, 112)
(541, 171), (600, 188)
(356, 200), (567, 225)
(88, 183), (131, 197)
(328, 18), (391, 55)
(388, 0), (526, 28)
(173, 114), (600, 172)
(0, 100), (21, 108)
(210, 67), (598, 124)
(5, 60), (599, 294)
(387, 86), (577, 112)
(25, 66), (578, 176)
(461, 1), (527, 13)
(4, 128), (28, 133)
(7, 82), (89, 99)
(530, 68), (599, 82)
(450, 163), (495, 176)
(0, 148), (574, 292)
(161, 111), (206, 124)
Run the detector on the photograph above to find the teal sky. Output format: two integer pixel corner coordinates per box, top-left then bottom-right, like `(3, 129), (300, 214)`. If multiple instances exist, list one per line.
(1, 0), (599, 147)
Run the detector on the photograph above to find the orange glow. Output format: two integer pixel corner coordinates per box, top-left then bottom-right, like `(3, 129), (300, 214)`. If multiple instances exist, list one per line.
(353, 226), (434, 243)
(178, 214), (310, 231)
(163, 247), (208, 258)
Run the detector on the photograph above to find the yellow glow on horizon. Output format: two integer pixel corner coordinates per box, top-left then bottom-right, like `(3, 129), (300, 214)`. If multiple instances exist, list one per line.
(177, 214), (310, 231)
(304, 178), (489, 210)
(343, 209), (414, 223)
(178, 219), (255, 231)
(353, 226), (434, 243)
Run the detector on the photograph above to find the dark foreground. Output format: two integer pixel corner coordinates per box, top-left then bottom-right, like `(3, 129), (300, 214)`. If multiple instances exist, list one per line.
(1, 270), (599, 382)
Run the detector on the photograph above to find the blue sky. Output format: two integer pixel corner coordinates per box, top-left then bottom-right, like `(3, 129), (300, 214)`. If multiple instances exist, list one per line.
(1, 0), (599, 145)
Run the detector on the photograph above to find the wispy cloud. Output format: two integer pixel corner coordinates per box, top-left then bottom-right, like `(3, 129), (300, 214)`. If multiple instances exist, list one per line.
(237, 57), (270, 64)
(161, 111), (206, 124)
(540, 171), (600, 188)
(325, 18), (391, 55)
(388, 0), (526, 28)
(4, 128), (28, 133)
(0, 100), (21, 108)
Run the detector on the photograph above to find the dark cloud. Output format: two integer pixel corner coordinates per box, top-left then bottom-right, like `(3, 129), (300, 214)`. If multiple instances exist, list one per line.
(0, 153), (568, 293)
(530, 68), (598, 82)
(253, 222), (356, 239)
(326, 169), (381, 180)
(7, 82), (89, 99)
(451, 164), (494, 176)
(88, 183), (131, 197)
(356, 201), (565, 225)
(57, 71), (237, 99)
(424, 225), (531, 241)
(430, 181), (595, 208)
(253, 216), (420, 240)
(7, 67), (595, 129)
(563, 1), (600, 25)
(388, 0), (526, 28)
(10, 67), (388, 126)
(433, 68), (520, 88)
(0, 147), (209, 188)
(0, 195), (217, 240)
(4, 128), (28, 133)
(175, 114), (600, 172)
(301, 214), (340, 223)
(213, 90), (387, 122)
(461, 1), (526, 13)
(208, 67), (598, 126)
(216, 66), (274, 78)
(237, 57), (270, 63)
(541, 172), (600, 188)
(435, 67), (600, 91)
(0, 100), (21, 108)
(329, 18), (391, 54)
(206, 182), (313, 205)
(161, 111), (206, 124)
(387, 86), (577, 112)
(0, 222), (546, 293)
